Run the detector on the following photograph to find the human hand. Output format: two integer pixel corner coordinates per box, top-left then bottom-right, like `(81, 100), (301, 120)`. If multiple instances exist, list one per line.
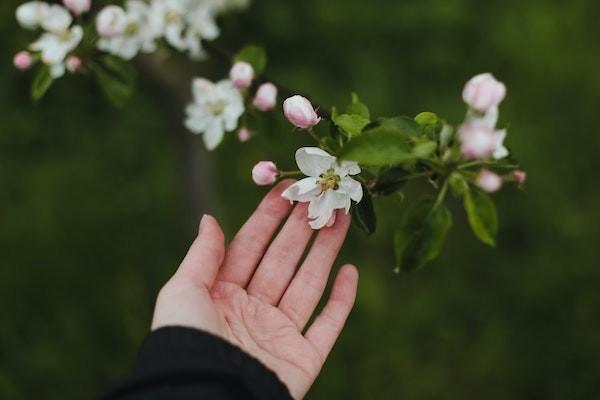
(151, 180), (359, 399)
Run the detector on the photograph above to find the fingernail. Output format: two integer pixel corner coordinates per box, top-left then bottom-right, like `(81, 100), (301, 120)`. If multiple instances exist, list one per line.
(199, 214), (208, 234)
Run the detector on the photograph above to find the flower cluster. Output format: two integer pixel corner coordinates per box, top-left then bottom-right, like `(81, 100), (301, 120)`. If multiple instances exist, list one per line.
(184, 58), (278, 148)
(15, 1), (85, 77)
(14, 0), (249, 84)
(458, 73), (525, 193)
(13, 0), (528, 272)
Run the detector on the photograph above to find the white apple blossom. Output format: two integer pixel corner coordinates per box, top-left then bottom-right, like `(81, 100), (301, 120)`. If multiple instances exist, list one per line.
(184, 78), (244, 150)
(97, 1), (161, 60)
(282, 147), (363, 229)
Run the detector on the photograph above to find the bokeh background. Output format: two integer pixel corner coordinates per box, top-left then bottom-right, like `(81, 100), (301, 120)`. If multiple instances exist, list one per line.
(1, 0), (599, 398)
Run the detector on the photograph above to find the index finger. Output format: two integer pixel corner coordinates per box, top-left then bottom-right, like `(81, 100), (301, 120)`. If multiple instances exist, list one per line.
(215, 179), (295, 287)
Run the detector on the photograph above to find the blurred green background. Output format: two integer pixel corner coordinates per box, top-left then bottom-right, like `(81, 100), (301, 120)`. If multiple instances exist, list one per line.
(1, 0), (599, 398)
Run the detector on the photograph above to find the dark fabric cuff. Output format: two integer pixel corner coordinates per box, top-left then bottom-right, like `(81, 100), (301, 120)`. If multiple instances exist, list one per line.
(99, 326), (292, 400)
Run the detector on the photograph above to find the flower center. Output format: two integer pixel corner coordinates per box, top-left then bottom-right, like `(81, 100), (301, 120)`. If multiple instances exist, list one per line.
(319, 168), (340, 191)
(58, 30), (71, 42)
(125, 22), (139, 35)
(165, 10), (181, 23)
(207, 100), (226, 115)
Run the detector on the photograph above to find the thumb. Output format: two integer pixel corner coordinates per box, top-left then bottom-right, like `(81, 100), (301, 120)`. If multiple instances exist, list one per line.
(174, 214), (225, 289)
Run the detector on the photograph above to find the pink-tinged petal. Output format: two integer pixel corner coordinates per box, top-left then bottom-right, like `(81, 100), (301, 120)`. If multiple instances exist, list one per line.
(463, 73), (506, 112)
(476, 169), (503, 193)
(252, 161), (278, 186)
(283, 95), (321, 129)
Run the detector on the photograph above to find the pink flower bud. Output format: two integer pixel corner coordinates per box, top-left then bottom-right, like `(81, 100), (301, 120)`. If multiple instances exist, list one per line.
(237, 127), (252, 142)
(229, 62), (254, 89)
(513, 169), (527, 184)
(63, 0), (91, 15)
(253, 82), (277, 111)
(283, 95), (321, 129)
(463, 73), (506, 112)
(459, 123), (496, 159)
(66, 55), (82, 73)
(96, 5), (126, 37)
(476, 169), (503, 193)
(13, 51), (33, 70)
(252, 161), (278, 186)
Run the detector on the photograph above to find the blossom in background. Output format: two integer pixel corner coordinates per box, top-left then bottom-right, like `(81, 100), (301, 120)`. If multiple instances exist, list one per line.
(459, 73), (509, 160)
(96, 5), (127, 36)
(237, 127), (252, 142)
(283, 95), (321, 129)
(229, 61), (254, 88)
(185, 78), (244, 150)
(150, 0), (220, 58)
(13, 51), (33, 70)
(476, 169), (503, 193)
(96, 1), (160, 60)
(253, 82), (277, 111)
(65, 55), (82, 73)
(282, 147), (363, 229)
(62, 0), (91, 16)
(252, 161), (278, 186)
(459, 123), (506, 160)
(16, 2), (83, 78)
(513, 170), (527, 184)
(463, 73), (506, 113)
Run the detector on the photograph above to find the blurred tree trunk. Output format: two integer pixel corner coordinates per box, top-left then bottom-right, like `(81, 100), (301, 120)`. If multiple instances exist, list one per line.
(136, 55), (215, 235)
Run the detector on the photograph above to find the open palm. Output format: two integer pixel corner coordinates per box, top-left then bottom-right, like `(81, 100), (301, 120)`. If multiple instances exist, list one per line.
(151, 180), (359, 399)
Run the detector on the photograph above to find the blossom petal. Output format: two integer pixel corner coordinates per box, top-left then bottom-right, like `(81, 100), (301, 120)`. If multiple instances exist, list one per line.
(307, 190), (348, 229)
(335, 160), (361, 176)
(338, 177), (363, 204)
(49, 63), (65, 78)
(203, 119), (225, 150)
(41, 5), (72, 33)
(493, 129), (509, 159)
(295, 147), (335, 177)
(281, 177), (321, 203)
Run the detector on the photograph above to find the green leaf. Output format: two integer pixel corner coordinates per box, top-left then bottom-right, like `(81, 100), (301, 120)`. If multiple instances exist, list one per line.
(374, 166), (412, 195)
(464, 189), (498, 246)
(415, 111), (443, 138)
(102, 55), (137, 84)
(339, 116), (420, 166)
(394, 199), (453, 272)
(234, 45), (267, 75)
(352, 188), (376, 235)
(90, 62), (134, 108)
(346, 92), (370, 119)
(412, 139), (437, 158)
(364, 116), (421, 138)
(31, 67), (53, 102)
(448, 172), (468, 197)
(333, 113), (370, 136)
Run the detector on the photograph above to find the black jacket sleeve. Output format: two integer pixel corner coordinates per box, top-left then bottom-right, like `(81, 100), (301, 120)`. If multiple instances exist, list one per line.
(99, 326), (293, 400)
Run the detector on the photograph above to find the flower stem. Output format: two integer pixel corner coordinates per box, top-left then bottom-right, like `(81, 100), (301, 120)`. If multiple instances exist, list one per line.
(434, 180), (449, 208)
(308, 128), (321, 144)
(278, 170), (302, 178)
